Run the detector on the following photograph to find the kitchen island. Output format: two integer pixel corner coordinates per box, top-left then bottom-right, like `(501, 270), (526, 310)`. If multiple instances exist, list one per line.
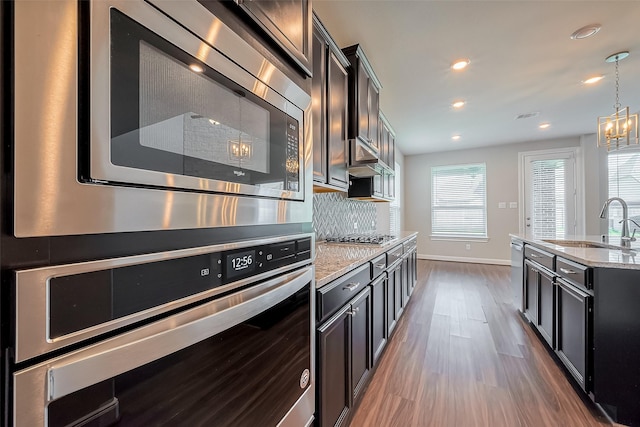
(511, 233), (640, 427)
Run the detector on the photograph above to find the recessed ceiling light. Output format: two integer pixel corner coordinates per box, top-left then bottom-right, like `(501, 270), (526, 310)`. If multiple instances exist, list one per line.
(451, 59), (470, 71)
(452, 100), (466, 109)
(189, 64), (204, 73)
(452, 135), (461, 140)
(539, 123), (551, 129)
(582, 75), (605, 85)
(570, 24), (601, 40)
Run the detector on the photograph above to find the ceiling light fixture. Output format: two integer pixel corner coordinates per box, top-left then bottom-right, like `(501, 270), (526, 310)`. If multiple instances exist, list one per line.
(539, 123), (550, 129)
(452, 100), (465, 109)
(451, 59), (470, 71)
(570, 24), (601, 40)
(189, 64), (204, 73)
(597, 51), (638, 151)
(451, 135), (461, 141)
(582, 75), (604, 85)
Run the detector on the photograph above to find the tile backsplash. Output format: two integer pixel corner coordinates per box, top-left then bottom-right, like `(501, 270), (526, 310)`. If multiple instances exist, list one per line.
(313, 192), (376, 239)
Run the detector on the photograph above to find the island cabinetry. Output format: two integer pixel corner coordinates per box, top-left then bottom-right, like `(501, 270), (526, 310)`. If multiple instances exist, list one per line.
(523, 245), (555, 347)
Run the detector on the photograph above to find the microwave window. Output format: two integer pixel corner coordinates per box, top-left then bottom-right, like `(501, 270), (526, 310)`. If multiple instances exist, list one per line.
(108, 10), (301, 196)
(138, 42), (270, 175)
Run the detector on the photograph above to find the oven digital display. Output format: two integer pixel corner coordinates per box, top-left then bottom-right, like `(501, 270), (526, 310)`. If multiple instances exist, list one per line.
(226, 250), (256, 279)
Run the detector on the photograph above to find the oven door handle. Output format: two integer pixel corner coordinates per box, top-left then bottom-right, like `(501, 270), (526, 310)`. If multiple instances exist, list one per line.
(14, 266), (313, 426)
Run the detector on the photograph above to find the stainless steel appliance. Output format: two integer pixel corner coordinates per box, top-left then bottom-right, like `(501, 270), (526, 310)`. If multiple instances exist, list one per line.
(12, 234), (315, 426)
(14, 0), (312, 237)
(510, 237), (524, 310)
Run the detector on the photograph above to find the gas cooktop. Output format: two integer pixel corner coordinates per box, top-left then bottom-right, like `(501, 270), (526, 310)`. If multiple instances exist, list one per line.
(325, 234), (398, 245)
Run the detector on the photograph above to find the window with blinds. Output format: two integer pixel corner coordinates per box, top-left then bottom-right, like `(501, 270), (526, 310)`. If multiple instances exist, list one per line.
(530, 159), (566, 239)
(608, 149), (640, 235)
(390, 161), (401, 236)
(431, 163), (487, 238)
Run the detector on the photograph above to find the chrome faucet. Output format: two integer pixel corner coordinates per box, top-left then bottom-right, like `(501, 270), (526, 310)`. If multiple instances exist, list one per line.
(600, 197), (640, 248)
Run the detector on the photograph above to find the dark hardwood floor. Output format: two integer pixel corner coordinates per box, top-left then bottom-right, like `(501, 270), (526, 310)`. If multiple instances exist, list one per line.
(349, 260), (613, 427)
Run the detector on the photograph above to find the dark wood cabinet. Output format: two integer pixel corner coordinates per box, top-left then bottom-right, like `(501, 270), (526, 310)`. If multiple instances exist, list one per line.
(350, 287), (371, 401)
(343, 45), (382, 153)
(524, 260), (539, 324)
(317, 285), (371, 427)
(312, 15), (349, 191)
(386, 262), (398, 337)
(370, 274), (387, 365)
(317, 305), (351, 427)
(556, 277), (592, 392)
(537, 267), (555, 347)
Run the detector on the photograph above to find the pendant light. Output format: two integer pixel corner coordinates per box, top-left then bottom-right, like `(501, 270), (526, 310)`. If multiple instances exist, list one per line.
(597, 51), (639, 151)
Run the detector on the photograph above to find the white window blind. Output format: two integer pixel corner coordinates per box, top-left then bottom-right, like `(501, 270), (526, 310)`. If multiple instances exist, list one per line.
(531, 159), (567, 239)
(431, 163), (487, 238)
(390, 161), (401, 236)
(608, 150), (640, 235)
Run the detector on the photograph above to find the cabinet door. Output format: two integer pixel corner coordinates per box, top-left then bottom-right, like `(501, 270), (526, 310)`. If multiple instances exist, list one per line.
(556, 278), (592, 392)
(537, 268), (555, 347)
(402, 256), (410, 306)
(350, 287), (371, 401)
(370, 275), (387, 365)
(368, 80), (379, 150)
(393, 263), (404, 319)
(311, 28), (327, 183)
(327, 49), (349, 188)
(318, 306), (351, 427)
(524, 260), (538, 324)
(386, 265), (397, 336)
(356, 60), (369, 143)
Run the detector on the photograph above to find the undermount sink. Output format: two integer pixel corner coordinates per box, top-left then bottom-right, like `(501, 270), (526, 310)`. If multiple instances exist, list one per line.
(542, 239), (622, 250)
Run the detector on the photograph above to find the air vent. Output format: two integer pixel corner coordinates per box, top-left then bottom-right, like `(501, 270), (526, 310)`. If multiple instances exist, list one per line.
(515, 112), (540, 120)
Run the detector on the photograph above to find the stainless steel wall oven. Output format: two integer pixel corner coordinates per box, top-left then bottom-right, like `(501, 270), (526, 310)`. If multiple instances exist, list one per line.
(12, 234), (315, 426)
(13, 0), (312, 237)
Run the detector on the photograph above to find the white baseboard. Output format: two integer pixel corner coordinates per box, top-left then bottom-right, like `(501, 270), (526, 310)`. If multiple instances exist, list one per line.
(418, 254), (510, 266)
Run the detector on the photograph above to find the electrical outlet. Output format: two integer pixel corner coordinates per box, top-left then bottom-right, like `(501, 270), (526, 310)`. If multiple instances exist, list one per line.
(509, 202), (518, 209)
(354, 222), (358, 230)
(498, 202), (506, 209)
(465, 243), (471, 250)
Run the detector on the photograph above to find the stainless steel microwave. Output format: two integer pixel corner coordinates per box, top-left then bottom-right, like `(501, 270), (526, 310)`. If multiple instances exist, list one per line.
(13, 0), (312, 237)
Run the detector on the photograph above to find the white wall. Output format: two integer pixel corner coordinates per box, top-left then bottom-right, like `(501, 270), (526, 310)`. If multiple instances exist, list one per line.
(404, 136), (607, 264)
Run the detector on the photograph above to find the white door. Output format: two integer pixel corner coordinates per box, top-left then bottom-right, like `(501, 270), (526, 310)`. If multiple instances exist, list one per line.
(521, 149), (580, 239)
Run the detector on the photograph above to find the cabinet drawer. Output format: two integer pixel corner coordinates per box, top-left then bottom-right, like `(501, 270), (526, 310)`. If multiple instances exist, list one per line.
(556, 257), (592, 291)
(387, 245), (403, 266)
(403, 238), (417, 254)
(524, 245), (554, 271)
(318, 263), (370, 323)
(370, 254), (386, 279)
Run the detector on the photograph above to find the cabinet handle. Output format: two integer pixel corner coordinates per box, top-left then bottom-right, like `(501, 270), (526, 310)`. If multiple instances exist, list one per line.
(560, 268), (576, 275)
(529, 253), (540, 258)
(531, 268), (539, 273)
(343, 282), (360, 292)
(374, 263), (386, 269)
(346, 309), (357, 317)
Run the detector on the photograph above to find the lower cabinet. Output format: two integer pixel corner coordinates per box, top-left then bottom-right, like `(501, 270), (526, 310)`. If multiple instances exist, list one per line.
(523, 260), (539, 324)
(387, 261), (403, 336)
(556, 277), (592, 391)
(537, 267), (555, 347)
(317, 287), (371, 427)
(370, 274), (387, 365)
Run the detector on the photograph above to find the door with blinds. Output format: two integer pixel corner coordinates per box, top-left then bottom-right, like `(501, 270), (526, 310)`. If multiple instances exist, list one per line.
(522, 150), (578, 239)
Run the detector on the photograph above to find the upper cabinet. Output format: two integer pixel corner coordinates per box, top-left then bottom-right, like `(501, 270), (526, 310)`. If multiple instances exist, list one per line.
(312, 14), (350, 191)
(233, 0), (312, 76)
(343, 45), (382, 153)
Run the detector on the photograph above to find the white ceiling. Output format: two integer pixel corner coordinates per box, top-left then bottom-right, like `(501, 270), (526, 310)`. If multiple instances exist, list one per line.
(312, 0), (640, 155)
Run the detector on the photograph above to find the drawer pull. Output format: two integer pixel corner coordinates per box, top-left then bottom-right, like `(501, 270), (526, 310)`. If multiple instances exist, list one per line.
(531, 268), (539, 273)
(374, 263), (386, 269)
(347, 307), (359, 317)
(560, 268), (576, 275)
(343, 282), (360, 292)
(529, 253), (540, 258)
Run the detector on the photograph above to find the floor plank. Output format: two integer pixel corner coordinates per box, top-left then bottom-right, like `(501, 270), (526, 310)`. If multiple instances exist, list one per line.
(348, 260), (611, 427)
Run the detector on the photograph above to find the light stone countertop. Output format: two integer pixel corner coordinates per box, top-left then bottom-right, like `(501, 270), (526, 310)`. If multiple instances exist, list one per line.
(315, 231), (418, 288)
(510, 233), (640, 269)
